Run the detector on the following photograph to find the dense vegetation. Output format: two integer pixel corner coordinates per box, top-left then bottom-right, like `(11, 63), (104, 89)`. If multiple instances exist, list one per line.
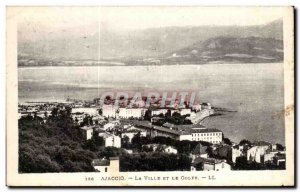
(18, 108), (121, 173)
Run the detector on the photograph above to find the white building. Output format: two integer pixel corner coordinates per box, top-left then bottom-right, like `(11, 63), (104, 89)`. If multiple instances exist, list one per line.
(81, 126), (94, 140)
(92, 157), (119, 173)
(118, 108), (144, 119)
(163, 146), (178, 154)
(103, 122), (116, 130)
(191, 157), (231, 171)
(192, 104), (202, 112)
(102, 105), (118, 118)
(99, 133), (121, 148)
(247, 145), (270, 163)
(151, 109), (168, 116)
(263, 151), (278, 163)
(180, 108), (191, 116)
(178, 128), (223, 144)
(72, 107), (99, 116)
(201, 103), (212, 110)
(232, 146), (243, 163)
(203, 159), (231, 171)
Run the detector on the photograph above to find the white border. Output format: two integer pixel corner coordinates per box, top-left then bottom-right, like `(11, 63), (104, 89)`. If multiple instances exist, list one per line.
(1, 1), (298, 191)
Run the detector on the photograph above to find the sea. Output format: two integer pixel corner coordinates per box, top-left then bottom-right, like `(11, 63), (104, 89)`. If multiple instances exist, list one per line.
(18, 63), (285, 144)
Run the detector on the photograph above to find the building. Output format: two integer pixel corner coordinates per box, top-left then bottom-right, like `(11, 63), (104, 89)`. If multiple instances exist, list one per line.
(121, 129), (147, 142)
(81, 126), (94, 140)
(99, 133), (121, 148)
(191, 143), (208, 159)
(247, 145), (270, 163)
(143, 144), (178, 154)
(191, 157), (231, 171)
(188, 108), (214, 124)
(201, 103), (212, 110)
(192, 104), (202, 112)
(118, 108), (144, 119)
(273, 153), (286, 167)
(102, 105), (118, 118)
(179, 128), (223, 144)
(103, 122), (116, 130)
(263, 151), (278, 163)
(180, 108), (192, 116)
(72, 112), (85, 124)
(232, 145), (243, 163)
(163, 146), (178, 154)
(92, 157), (119, 172)
(203, 159), (231, 171)
(151, 109), (168, 116)
(92, 115), (105, 124)
(72, 107), (99, 116)
(162, 122), (177, 130)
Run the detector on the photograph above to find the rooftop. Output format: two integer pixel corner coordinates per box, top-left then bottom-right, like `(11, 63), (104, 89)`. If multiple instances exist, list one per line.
(80, 126), (94, 131)
(180, 128), (222, 135)
(163, 123), (205, 130)
(91, 159), (110, 166)
(192, 157), (224, 165)
(190, 128), (222, 133)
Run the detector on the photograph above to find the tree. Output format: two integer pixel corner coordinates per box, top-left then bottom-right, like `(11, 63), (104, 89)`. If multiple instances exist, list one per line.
(18, 107), (97, 173)
(172, 112), (181, 117)
(74, 117), (79, 124)
(239, 139), (252, 146)
(144, 109), (152, 121)
(165, 109), (171, 118)
(121, 135), (130, 148)
(51, 108), (59, 117)
(223, 138), (232, 145)
(131, 132), (142, 150)
(99, 147), (121, 158)
(276, 143), (285, 151)
(234, 156), (248, 170)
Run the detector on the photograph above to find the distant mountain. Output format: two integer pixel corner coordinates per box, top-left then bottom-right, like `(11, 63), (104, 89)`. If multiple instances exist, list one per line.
(18, 19), (283, 64)
(160, 36), (283, 64)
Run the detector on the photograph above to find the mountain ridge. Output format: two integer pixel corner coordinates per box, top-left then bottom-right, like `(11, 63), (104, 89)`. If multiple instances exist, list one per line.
(18, 19), (283, 64)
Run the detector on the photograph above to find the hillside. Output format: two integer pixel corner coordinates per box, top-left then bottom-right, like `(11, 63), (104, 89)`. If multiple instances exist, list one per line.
(159, 36), (283, 64)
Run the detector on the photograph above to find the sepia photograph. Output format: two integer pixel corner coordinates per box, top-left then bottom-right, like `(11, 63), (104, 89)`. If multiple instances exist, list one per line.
(6, 6), (294, 186)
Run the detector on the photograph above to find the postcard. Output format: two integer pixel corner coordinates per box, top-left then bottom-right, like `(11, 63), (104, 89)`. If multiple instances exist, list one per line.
(6, 6), (294, 186)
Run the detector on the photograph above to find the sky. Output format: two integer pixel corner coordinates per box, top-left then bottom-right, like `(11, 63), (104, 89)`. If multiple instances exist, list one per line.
(13, 6), (286, 41)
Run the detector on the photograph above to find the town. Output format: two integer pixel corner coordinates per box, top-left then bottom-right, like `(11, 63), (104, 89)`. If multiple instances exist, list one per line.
(18, 96), (286, 173)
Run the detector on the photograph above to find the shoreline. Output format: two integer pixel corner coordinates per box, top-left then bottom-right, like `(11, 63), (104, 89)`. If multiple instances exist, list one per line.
(17, 62), (283, 68)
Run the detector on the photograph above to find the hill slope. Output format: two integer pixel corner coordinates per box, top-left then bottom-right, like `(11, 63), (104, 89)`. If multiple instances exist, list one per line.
(160, 36), (283, 64)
